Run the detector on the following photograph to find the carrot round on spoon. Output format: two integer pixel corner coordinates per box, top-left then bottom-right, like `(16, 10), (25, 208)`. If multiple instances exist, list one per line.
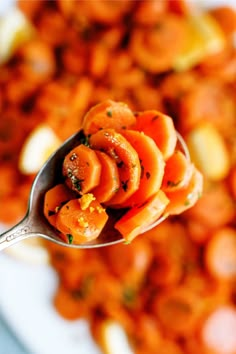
(63, 143), (102, 194)
(162, 150), (193, 192)
(82, 99), (136, 135)
(115, 190), (169, 243)
(44, 183), (76, 228)
(43, 100), (202, 244)
(120, 129), (165, 207)
(91, 150), (120, 203)
(89, 128), (141, 206)
(164, 166), (203, 215)
(134, 110), (177, 160)
(56, 195), (108, 244)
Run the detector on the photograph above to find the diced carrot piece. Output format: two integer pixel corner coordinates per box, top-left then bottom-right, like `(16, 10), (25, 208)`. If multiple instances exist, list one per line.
(135, 110), (177, 160)
(89, 129), (141, 206)
(162, 150), (193, 192)
(91, 150), (120, 203)
(205, 227), (236, 280)
(115, 190), (169, 243)
(56, 196), (108, 244)
(62, 144), (101, 194)
(82, 99), (136, 135)
(121, 130), (165, 207)
(164, 167), (203, 215)
(43, 183), (76, 228)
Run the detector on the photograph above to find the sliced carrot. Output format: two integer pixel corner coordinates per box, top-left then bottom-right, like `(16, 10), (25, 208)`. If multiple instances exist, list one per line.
(205, 227), (236, 280)
(62, 144), (101, 194)
(91, 150), (120, 203)
(135, 110), (177, 160)
(185, 181), (235, 229)
(115, 190), (169, 243)
(43, 183), (76, 228)
(162, 150), (193, 192)
(129, 14), (187, 73)
(56, 195), (108, 244)
(89, 129), (141, 206)
(164, 167), (203, 215)
(153, 286), (202, 336)
(121, 130), (165, 207)
(54, 284), (89, 320)
(82, 99), (136, 135)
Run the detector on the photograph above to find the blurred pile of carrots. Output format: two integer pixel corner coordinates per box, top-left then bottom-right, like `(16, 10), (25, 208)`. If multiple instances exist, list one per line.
(0, 1), (235, 353)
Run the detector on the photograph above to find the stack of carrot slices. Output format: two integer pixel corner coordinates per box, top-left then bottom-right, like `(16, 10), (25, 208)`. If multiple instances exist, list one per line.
(44, 100), (203, 244)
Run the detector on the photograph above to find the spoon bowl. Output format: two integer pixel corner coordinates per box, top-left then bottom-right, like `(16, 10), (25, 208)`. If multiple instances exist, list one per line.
(0, 130), (189, 251)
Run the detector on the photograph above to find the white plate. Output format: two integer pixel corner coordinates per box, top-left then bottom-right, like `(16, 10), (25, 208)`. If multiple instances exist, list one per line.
(0, 249), (101, 354)
(0, 1), (235, 354)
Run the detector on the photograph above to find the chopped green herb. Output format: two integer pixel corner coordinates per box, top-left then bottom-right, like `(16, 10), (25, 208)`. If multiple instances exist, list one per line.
(151, 114), (159, 122)
(117, 160), (124, 168)
(106, 109), (113, 117)
(67, 169), (73, 178)
(167, 180), (180, 187)
(48, 210), (56, 216)
(121, 179), (129, 192)
(67, 234), (73, 244)
(71, 176), (84, 192)
(146, 171), (151, 179)
(70, 153), (77, 161)
(122, 287), (136, 306)
(140, 159), (145, 179)
(70, 275), (94, 299)
(123, 239), (131, 245)
(80, 135), (90, 147)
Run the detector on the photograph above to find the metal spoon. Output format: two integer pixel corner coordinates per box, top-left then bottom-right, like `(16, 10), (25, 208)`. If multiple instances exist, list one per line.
(0, 131), (189, 251)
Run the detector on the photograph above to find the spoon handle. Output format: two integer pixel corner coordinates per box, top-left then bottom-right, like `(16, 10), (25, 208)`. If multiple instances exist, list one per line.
(0, 216), (33, 251)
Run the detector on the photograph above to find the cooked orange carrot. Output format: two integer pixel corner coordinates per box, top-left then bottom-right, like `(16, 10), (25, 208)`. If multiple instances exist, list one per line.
(44, 183), (76, 228)
(89, 129), (141, 206)
(132, 314), (162, 354)
(228, 166), (236, 199)
(135, 110), (177, 160)
(164, 167), (203, 215)
(91, 150), (120, 203)
(162, 150), (193, 192)
(186, 182), (235, 229)
(154, 286), (202, 336)
(204, 227), (236, 280)
(54, 284), (89, 320)
(121, 130), (165, 207)
(129, 14), (186, 73)
(62, 144), (101, 194)
(56, 195), (108, 244)
(104, 239), (153, 285)
(134, 0), (167, 25)
(82, 99), (136, 135)
(210, 6), (236, 38)
(115, 190), (169, 243)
